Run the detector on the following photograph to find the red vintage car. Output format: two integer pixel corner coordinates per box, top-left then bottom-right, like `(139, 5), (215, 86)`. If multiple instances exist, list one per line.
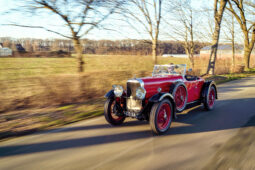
(104, 64), (217, 134)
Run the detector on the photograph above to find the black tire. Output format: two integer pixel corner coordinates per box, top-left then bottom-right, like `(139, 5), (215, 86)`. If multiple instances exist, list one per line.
(104, 99), (125, 125)
(172, 84), (188, 112)
(204, 86), (216, 111)
(150, 99), (173, 134)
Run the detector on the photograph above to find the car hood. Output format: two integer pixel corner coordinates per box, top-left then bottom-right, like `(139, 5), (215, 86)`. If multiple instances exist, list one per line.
(140, 75), (183, 86)
(138, 75), (183, 98)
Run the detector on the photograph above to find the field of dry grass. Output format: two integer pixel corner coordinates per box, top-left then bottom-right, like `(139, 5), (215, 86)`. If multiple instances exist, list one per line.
(0, 55), (190, 112)
(0, 54), (254, 140)
(0, 55), (191, 140)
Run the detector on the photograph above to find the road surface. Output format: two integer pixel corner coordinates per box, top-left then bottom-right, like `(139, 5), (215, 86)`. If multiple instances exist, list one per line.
(1, 76), (255, 170)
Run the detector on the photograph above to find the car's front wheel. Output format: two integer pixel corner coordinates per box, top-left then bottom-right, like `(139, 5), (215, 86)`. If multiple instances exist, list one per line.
(150, 99), (173, 134)
(104, 99), (125, 125)
(204, 86), (216, 110)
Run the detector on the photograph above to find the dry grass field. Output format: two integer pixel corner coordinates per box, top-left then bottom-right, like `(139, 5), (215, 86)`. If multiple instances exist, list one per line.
(0, 54), (255, 140)
(0, 55), (191, 112)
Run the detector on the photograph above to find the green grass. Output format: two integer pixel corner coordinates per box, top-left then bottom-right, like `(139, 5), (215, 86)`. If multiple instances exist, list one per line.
(206, 69), (255, 84)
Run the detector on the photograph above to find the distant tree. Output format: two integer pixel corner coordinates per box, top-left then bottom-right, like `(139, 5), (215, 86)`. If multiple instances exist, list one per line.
(222, 11), (240, 70)
(120, 0), (163, 64)
(165, 0), (197, 69)
(9, 0), (123, 72)
(226, 0), (255, 70)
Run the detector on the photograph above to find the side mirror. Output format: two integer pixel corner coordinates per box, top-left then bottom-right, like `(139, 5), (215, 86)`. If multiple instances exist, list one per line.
(188, 68), (192, 72)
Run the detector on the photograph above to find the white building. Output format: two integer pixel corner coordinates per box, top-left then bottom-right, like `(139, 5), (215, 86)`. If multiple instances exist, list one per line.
(0, 47), (13, 56)
(200, 45), (244, 59)
(162, 54), (189, 58)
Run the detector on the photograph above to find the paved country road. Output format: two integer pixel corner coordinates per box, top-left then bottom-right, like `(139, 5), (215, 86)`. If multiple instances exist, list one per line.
(1, 76), (255, 170)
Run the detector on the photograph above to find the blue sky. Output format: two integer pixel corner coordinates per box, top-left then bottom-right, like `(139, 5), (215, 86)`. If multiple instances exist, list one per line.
(0, 0), (215, 40)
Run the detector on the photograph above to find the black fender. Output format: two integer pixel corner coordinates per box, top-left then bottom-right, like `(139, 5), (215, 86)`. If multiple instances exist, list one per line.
(104, 90), (114, 99)
(201, 81), (218, 102)
(149, 92), (177, 119)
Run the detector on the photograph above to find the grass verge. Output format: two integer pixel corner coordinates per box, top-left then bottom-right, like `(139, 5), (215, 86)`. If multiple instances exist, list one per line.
(205, 68), (255, 84)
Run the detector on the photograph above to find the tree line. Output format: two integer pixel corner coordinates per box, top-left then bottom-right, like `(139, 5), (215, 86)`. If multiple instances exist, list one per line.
(0, 37), (206, 56)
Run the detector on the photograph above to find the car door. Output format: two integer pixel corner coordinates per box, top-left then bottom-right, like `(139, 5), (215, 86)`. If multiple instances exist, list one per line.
(193, 78), (204, 100)
(185, 80), (197, 103)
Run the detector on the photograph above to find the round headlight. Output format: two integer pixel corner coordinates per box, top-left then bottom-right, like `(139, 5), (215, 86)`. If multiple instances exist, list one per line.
(136, 87), (146, 100)
(113, 85), (123, 97)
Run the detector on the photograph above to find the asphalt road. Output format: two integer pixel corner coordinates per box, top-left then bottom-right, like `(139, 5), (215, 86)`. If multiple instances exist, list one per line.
(1, 76), (255, 170)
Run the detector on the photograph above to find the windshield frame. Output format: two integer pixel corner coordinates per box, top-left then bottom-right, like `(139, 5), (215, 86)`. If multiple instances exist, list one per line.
(152, 64), (187, 77)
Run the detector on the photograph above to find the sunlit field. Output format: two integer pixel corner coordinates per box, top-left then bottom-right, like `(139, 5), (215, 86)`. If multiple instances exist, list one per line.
(0, 55), (190, 80)
(0, 55), (190, 139)
(1, 54), (255, 113)
(0, 55), (191, 110)
(1, 54), (255, 140)
(0, 55), (190, 111)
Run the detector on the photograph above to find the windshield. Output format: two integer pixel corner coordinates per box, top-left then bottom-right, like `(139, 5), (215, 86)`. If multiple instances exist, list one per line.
(152, 64), (186, 77)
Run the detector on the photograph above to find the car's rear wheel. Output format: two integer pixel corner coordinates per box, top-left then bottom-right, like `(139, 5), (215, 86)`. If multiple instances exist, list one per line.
(150, 99), (173, 134)
(104, 99), (125, 125)
(204, 86), (216, 110)
(173, 84), (187, 112)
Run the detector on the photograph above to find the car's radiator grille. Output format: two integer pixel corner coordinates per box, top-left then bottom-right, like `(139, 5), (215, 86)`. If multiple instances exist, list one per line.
(126, 98), (142, 111)
(126, 79), (143, 111)
(127, 81), (141, 97)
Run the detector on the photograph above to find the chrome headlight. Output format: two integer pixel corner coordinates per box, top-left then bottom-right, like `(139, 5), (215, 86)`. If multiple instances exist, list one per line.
(113, 85), (123, 97)
(136, 87), (146, 100)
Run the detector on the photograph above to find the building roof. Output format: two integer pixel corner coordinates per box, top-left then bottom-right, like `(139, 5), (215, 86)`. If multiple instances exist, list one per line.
(201, 44), (243, 51)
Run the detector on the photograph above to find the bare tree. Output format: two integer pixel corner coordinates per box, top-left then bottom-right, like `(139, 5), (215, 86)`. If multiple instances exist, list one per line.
(121, 0), (163, 64)
(222, 12), (238, 70)
(226, 0), (255, 70)
(207, 0), (228, 75)
(9, 0), (123, 72)
(165, 0), (196, 69)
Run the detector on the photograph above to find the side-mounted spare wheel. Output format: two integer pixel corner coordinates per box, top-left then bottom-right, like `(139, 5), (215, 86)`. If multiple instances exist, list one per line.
(172, 84), (188, 112)
(104, 99), (125, 125)
(150, 99), (173, 134)
(204, 85), (216, 111)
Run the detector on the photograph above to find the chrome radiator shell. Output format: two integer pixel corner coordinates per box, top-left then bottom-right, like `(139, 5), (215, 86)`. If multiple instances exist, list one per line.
(126, 79), (144, 112)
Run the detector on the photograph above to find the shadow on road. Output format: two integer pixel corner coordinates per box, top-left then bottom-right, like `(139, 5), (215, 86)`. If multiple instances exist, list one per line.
(217, 77), (255, 93)
(1, 98), (255, 158)
(218, 84), (255, 93)
(38, 120), (148, 134)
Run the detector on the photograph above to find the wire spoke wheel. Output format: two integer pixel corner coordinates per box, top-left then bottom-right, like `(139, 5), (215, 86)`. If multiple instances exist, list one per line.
(157, 103), (171, 130)
(208, 88), (215, 107)
(110, 101), (124, 121)
(104, 99), (125, 125)
(150, 99), (173, 134)
(204, 86), (216, 111)
(174, 85), (187, 112)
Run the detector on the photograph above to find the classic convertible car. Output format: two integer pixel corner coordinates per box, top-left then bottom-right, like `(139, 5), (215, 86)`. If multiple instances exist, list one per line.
(104, 64), (217, 134)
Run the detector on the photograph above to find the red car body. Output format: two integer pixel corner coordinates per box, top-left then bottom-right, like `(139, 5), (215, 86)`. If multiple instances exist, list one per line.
(141, 75), (205, 104)
(104, 64), (217, 134)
